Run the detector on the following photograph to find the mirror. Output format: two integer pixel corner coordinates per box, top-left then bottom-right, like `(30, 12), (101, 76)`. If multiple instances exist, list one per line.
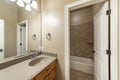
(0, 0), (41, 60)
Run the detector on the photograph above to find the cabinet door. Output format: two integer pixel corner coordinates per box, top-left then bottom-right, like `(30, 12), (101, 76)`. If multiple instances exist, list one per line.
(35, 69), (47, 80)
(49, 68), (56, 80)
(44, 76), (49, 80)
(32, 78), (35, 80)
(34, 60), (57, 80)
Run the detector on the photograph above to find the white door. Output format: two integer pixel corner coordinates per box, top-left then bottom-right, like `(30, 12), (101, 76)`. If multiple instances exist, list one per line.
(17, 26), (22, 56)
(0, 19), (4, 59)
(17, 25), (26, 56)
(94, 2), (109, 80)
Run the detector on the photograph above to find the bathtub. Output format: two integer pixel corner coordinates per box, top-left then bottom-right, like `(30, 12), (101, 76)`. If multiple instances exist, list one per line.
(70, 56), (94, 75)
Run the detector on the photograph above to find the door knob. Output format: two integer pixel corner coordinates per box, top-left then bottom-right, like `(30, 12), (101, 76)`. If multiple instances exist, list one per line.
(0, 49), (3, 52)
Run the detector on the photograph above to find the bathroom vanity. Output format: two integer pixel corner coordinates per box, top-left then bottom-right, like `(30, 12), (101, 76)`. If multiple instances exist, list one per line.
(0, 55), (57, 80)
(32, 60), (56, 80)
(0, 0), (58, 80)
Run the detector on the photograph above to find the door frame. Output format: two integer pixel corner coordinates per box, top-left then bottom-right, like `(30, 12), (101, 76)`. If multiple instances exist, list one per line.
(17, 20), (28, 55)
(119, 0), (120, 79)
(0, 19), (4, 59)
(110, 0), (119, 80)
(64, 0), (119, 80)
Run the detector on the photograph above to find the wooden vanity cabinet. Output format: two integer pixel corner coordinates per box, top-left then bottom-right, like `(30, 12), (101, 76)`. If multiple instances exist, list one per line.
(49, 68), (56, 80)
(32, 60), (57, 80)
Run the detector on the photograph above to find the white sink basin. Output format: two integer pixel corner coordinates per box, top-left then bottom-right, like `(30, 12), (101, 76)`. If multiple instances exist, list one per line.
(29, 57), (48, 66)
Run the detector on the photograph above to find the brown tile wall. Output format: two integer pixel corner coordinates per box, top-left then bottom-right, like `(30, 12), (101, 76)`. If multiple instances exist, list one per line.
(70, 22), (94, 59)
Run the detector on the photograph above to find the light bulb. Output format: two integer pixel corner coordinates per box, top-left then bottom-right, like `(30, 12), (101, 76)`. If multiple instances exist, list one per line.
(25, 4), (32, 11)
(31, 0), (37, 9)
(10, 0), (16, 2)
(23, 0), (31, 3)
(17, 0), (25, 7)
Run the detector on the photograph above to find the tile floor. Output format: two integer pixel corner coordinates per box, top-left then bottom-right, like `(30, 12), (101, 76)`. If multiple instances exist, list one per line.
(70, 69), (94, 80)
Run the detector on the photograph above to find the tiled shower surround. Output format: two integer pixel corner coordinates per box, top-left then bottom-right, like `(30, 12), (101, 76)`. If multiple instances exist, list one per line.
(70, 22), (94, 59)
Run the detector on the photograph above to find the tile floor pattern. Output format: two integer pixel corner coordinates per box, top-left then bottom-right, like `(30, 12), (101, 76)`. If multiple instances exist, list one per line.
(70, 69), (94, 80)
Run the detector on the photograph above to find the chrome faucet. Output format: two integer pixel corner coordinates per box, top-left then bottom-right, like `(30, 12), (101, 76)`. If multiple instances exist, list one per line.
(28, 50), (41, 59)
(30, 53), (37, 59)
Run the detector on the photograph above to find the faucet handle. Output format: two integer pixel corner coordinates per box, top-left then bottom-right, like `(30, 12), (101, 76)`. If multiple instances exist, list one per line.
(30, 50), (41, 55)
(27, 50), (31, 54)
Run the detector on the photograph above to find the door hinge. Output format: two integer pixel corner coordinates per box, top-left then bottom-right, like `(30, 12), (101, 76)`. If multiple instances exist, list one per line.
(20, 43), (22, 46)
(106, 49), (111, 55)
(20, 29), (22, 31)
(0, 49), (3, 52)
(106, 9), (111, 15)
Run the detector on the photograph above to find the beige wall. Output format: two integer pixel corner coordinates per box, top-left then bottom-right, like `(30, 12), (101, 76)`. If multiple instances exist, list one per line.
(0, 0), (17, 58)
(28, 14), (41, 50)
(41, 0), (76, 80)
(17, 5), (41, 51)
(118, 0), (120, 80)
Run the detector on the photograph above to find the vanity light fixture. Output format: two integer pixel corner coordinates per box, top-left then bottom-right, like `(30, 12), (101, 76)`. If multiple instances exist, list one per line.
(31, 0), (37, 9)
(9, 0), (38, 11)
(17, 0), (25, 7)
(23, 0), (31, 3)
(25, 4), (32, 11)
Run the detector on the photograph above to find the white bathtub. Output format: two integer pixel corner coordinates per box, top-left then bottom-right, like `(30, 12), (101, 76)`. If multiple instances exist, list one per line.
(70, 56), (94, 75)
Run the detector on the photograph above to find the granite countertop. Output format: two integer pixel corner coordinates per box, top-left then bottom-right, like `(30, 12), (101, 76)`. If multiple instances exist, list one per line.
(0, 55), (56, 80)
